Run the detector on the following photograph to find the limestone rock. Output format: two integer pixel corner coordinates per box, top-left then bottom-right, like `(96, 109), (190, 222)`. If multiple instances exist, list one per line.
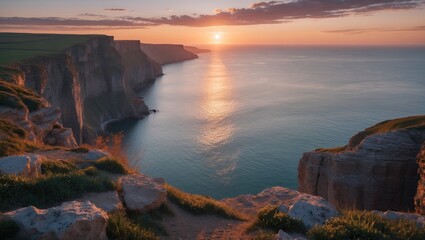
(77, 191), (122, 213)
(119, 174), (167, 213)
(0, 154), (43, 176)
(85, 149), (110, 161)
(4, 201), (108, 240)
(276, 230), (293, 240)
(44, 128), (78, 148)
(286, 194), (340, 229)
(298, 127), (425, 211)
(372, 210), (425, 226)
(415, 142), (425, 215)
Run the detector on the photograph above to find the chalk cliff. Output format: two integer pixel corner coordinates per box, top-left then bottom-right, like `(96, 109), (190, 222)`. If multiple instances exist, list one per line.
(140, 43), (198, 65)
(298, 116), (425, 211)
(415, 142), (425, 214)
(4, 36), (162, 143)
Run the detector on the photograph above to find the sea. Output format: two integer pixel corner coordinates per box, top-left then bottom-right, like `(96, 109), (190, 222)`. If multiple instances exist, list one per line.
(109, 45), (425, 199)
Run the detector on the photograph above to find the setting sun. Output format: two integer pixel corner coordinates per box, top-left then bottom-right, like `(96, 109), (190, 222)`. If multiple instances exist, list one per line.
(213, 32), (222, 43)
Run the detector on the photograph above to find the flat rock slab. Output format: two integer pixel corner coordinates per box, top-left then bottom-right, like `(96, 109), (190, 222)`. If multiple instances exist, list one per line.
(119, 174), (167, 213)
(77, 191), (122, 213)
(34, 149), (110, 168)
(372, 210), (425, 227)
(4, 200), (108, 240)
(284, 194), (340, 229)
(0, 154), (44, 177)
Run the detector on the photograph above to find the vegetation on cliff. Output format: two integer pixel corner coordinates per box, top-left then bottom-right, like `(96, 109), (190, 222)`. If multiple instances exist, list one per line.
(0, 80), (46, 111)
(308, 211), (425, 240)
(0, 33), (99, 65)
(316, 115), (425, 153)
(250, 205), (306, 233)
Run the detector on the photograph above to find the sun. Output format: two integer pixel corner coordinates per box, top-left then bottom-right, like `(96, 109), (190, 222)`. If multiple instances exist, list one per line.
(213, 32), (223, 43)
(214, 33), (221, 40)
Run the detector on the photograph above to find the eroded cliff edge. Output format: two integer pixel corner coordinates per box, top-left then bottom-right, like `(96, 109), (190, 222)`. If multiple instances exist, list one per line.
(2, 36), (164, 143)
(298, 116), (425, 211)
(140, 43), (198, 65)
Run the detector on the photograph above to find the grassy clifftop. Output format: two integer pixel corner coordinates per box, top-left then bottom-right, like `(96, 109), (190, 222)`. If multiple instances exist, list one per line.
(0, 33), (103, 65)
(317, 115), (425, 153)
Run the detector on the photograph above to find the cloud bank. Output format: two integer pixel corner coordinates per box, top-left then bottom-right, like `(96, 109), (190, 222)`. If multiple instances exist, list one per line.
(0, 0), (424, 29)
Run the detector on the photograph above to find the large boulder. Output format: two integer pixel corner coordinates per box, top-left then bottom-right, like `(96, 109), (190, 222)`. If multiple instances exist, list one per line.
(0, 154), (43, 176)
(3, 201), (108, 240)
(371, 210), (425, 227)
(43, 128), (78, 148)
(282, 194), (340, 229)
(77, 191), (122, 213)
(119, 174), (166, 213)
(298, 118), (425, 211)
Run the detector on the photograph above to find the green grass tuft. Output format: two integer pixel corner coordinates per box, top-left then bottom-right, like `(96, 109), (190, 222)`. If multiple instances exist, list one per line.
(250, 205), (306, 233)
(0, 172), (115, 212)
(82, 166), (100, 177)
(0, 80), (46, 111)
(0, 137), (27, 157)
(307, 211), (425, 240)
(41, 160), (79, 175)
(94, 157), (128, 174)
(165, 184), (245, 220)
(107, 211), (159, 240)
(0, 119), (27, 139)
(0, 219), (20, 240)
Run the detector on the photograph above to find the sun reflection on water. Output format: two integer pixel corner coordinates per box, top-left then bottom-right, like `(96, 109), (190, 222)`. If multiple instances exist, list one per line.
(197, 51), (239, 181)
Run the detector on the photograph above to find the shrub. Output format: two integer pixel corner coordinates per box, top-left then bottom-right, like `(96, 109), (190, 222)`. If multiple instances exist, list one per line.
(94, 157), (128, 174)
(107, 211), (159, 240)
(41, 160), (78, 175)
(0, 172), (115, 211)
(82, 166), (99, 176)
(0, 80), (46, 112)
(94, 133), (132, 171)
(165, 184), (244, 220)
(0, 119), (27, 139)
(307, 211), (425, 240)
(0, 219), (20, 239)
(251, 205), (306, 233)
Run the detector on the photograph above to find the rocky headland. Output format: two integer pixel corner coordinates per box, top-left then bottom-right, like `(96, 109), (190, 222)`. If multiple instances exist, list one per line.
(298, 116), (425, 211)
(140, 43), (198, 65)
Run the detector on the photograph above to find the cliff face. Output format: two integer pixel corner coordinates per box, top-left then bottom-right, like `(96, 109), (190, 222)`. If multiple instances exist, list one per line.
(115, 40), (162, 92)
(415, 142), (425, 214)
(298, 117), (425, 211)
(140, 43), (198, 65)
(8, 36), (158, 143)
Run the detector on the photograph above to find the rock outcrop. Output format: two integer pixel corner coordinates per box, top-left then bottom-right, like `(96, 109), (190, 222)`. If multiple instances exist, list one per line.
(0, 154), (44, 177)
(371, 210), (425, 227)
(2, 35), (163, 144)
(298, 116), (425, 211)
(140, 43), (198, 65)
(415, 142), (425, 214)
(119, 174), (167, 213)
(77, 191), (122, 213)
(115, 40), (162, 92)
(4, 201), (108, 240)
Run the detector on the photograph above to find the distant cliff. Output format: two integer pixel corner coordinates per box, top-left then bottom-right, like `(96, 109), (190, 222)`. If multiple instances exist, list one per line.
(184, 46), (211, 54)
(3, 36), (162, 143)
(298, 116), (425, 211)
(140, 43), (198, 65)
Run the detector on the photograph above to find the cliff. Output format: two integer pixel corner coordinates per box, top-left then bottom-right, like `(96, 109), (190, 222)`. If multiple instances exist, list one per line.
(184, 46), (211, 54)
(114, 40), (162, 92)
(140, 43), (198, 65)
(415, 142), (425, 214)
(298, 116), (425, 211)
(2, 34), (161, 144)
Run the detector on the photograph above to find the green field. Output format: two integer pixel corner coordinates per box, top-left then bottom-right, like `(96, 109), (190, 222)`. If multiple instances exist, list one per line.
(0, 33), (103, 65)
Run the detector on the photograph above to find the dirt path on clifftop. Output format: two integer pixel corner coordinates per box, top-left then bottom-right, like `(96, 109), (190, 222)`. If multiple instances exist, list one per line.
(161, 202), (256, 240)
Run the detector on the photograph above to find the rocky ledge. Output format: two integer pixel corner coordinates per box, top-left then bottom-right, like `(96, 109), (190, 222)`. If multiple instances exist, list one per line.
(298, 116), (425, 211)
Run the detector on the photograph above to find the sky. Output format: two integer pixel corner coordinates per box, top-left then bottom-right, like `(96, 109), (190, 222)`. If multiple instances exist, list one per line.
(1, 0), (425, 46)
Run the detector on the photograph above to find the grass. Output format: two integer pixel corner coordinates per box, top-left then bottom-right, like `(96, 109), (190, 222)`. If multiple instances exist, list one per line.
(0, 91), (26, 110)
(107, 211), (159, 240)
(165, 184), (245, 220)
(315, 115), (425, 153)
(0, 171), (115, 212)
(249, 205), (306, 234)
(41, 160), (79, 175)
(307, 211), (425, 240)
(94, 157), (129, 174)
(0, 119), (27, 139)
(0, 80), (47, 111)
(0, 66), (23, 83)
(0, 219), (20, 240)
(0, 33), (101, 65)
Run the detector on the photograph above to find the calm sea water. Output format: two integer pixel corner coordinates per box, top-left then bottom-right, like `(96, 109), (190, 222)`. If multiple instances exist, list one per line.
(110, 46), (425, 199)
